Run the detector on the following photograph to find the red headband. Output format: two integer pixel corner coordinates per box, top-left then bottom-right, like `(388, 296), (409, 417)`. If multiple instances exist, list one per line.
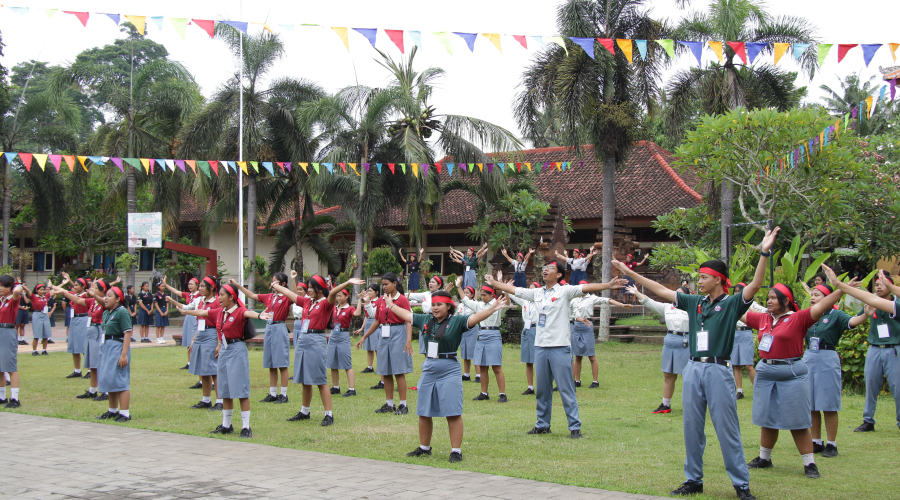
(96, 280), (109, 293)
(737, 282), (748, 288)
(468, 247), (474, 253)
(202, 276), (218, 290)
(573, 250), (581, 256)
(699, 267), (731, 293)
(464, 286), (475, 296)
(480, 285), (496, 298)
(531, 282), (541, 288)
(433, 276), (443, 288)
(189, 278), (199, 285)
(110, 286), (124, 303)
(311, 275), (328, 290)
(772, 283), (799, 312)
(222, 284), (245, 308)
(339, 288), (351, 297)
(297, 282), (308, 289)
(34, 284), (45, 291)
(431, 295), (455, 306)
(579, 280), (589, 285)
(517, 252), (524, 259)
(813, 284), (839, 309)
(77, 278), (87, 288)
(627, 254), (633, 259)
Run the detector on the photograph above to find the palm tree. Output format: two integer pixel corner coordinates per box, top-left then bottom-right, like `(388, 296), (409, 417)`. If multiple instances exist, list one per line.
(664, 0), (816, 259)
(514, 0), (669, 341)
(820, 72), (897, 136)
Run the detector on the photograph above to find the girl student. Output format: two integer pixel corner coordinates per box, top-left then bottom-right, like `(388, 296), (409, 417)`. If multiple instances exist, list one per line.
(357, 272), (415, 415)
(94, 285), (134, 423)
(407, 276), (446, 354)
(289, 271), (312, 389)
(449, 243), (488, 289)
(509, 281), (541, 395)
(353, 284), (382, 382)
(136, 282), (154, 343)
(0, 275), (26, 408)
(179, 284), (273, 438)
(570, 281), (631, 389)
(229, 274), (293, 404)
(166, 276), (224, 410)
(740, 280), (845, 480)
(46, 288), (58, 340)
(399, 248), (425, 291)
(327, 288), (357, 397)
(152, 280), (169, 344)
(501, 248), (535, 288)
(124, 285), (136, 341)
(271, 275), (364, 426)
(15, 279), (30, 345)
(389, 290), (510, 463)
(58, 276), (91, 379)
(731, 282), (769, 400)
(456, 274), (510, 403)
(161, 276), (201, 370)
(457, 285), (480, 383)
(627, 284), (693, 414)
(27, 283), (53, 356)
(555, 247), (598, 286)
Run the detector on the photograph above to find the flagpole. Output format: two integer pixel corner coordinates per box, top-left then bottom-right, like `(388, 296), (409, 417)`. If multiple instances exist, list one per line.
(237, 1), (245, 291)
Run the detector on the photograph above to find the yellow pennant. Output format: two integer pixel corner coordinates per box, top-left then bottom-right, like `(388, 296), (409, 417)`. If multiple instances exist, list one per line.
(774, 43), (789, 65)
(412, 163), (419, 178)
(125, 15), (146, 35)
(253, 22), (274, 33)
(139, 158), (150, 174)
(237, 161), (248, 174)
(477, 163), (483, 172)
(865, 96), (874, 117)
(708, 41), (723, 62)
(33, 154), (48, 170)
(349, 163), (359, 176)
(299, 162), (309, 173)
(77, 156), (89, 172)
(332, 27), (350, 51)
(890, 43), (899, 61)
(555, 162), (562, 171)
(616, 39), (633, 63)
(525, 162), (532, 171)
(482, 33), (502, 52)
(834, 120), (840, 139)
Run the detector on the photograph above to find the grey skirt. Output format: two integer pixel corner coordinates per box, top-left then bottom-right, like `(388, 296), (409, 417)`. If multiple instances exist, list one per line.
(0, 327), (17, 372)
(802, 349), (842, 412)
(571, 322), (596, 357)
(189, 328), (218, 376)
(293, 332), (327, 386)
(262, 322), (291, 369)
(84, 325), (102, 369)
(661, 333), (690, 374)
(376, 324), (413, 376)
(460, 324), (479, 361)
(520, 326), (536, 363)
(417, 357), (464, 417)
(474, 328), (502, 366)
(327, 328), (353, 370)
(462, 269), (477, 289)
(32, 311), (52, 339)
(67, 316), (88, 354)
(362, 318), (378, 351)
(731, 329), (756, 366)
(98, 339), (130, 393)
(293, 319), (308, 344)
(752, 359), (811, 430)
(182, 314), (198, 348)
(217, 341), (251, 399)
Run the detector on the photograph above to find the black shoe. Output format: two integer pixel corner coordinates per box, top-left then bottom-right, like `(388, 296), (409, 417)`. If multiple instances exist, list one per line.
(670, 481), (703, 496)
(189, 382), (202, 389)
(570, 430), (582, 439)
(822, 443), (838, 457)
(371, 381), (384, 390)
(0, 398), (5, 404)
(736, 392), (745, 400)
(259, 394), (278, 403)
(804, 463), (820, 479)
(473, 393), (490, 401)
(96, 411), (118, 420)
(747, 456), (773, 469)
(210, 425), (234, 434)
(854, 422), (875, 432)
(130, 338), (135, 342)
(18, 340), (27, 345)
(114, 414), (131, 423)
(589, 381), (600, 388)
(31, 351), (39, 356)
(375, 403), (396, 414)
(552, 386), (559, 392)
(4, 380), (8, 386)
(65, 371), (82, 379)
(82, 372), (91, 379)
(321, 415), (334, 426)
(4, 399), (20, 408)
(653, 404), (672, 414)
(734, 486), (755, 500)
(526, 426), (551, 435)
(474, 375), (481, 382)
(141, 338), (151, 343)
(180, 364), (189, 370)
(287, 411), (310, 422)
(449, 451), (463, 463)
(406, 447), (432, 457)
(521, 388), (534, 395)
(394, 404), (409, 415)
(92, 393), (108, 401)
(330, 387), (340, 395)
(41, 351), (48, 355)
(47, 339), (55, 344)
(462, 375), (471, 382)
(76, 390), (96, 399)
(274, 394), (289, 404)
(191, 401), (212, 409)
(574, 381), (581, 388)
(209, 403), (223, 411)
(498, 394), (508, 403)
(361, 367), (374, 373)
(812, 442), (824, 454)
(240, 427), (252, 438)
(342, 389), (357, 397)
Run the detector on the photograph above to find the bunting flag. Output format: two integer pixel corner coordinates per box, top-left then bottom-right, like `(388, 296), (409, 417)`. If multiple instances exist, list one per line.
(386, 30), (405, 53)
(746, 42), (767, 64)
(866, 96), (874, 118)
(530, 36), (546, 48)
(447, 163), (454, 176)
(678, 41), (703, 66)
(512, 35), (527, 49)
(63, 11), (89, 27)
(545, 36), (568, 55)
(192, 19), (215, 38)
(332, 27), (350, 50)
(388, 163), (395, 174)
(262, 162), (275, 176)
(792, 43), (810, 61)
(817, 44), (833, 66)
(596, 38), (615, 55)
(209, 160), (219, 176)
(728, 42), (747, 64)
(19, 153), (33, 171)
(617, 39), (633, 63)
(169, 17), (188, 39)
(432, 32), (452, 54)
(175, 159), (185, 172)
(412, 163), (419, 177)
(434, 162), (442, 173)
(482, 33), (501, 52)
(376, 163), (382, 173)
(165, 159), (175, 172)
(837, 44), (857, 63)
(44, 9), (57, 19)
(150, 16), (164, 31)
(104, 13), (120, 25)
(240, 161), (249, 174)
(570, 37), (595, 59)
(891, 78), (897, 101)
(635, 39), (648, 60)
(353, 28), (377, 47)
(454, 32), (478, 52)
(708, 41), (723, 62)
(656, 39), (674, 58)
(890, 43), (900, 61)
(861, 44), (882, 67)
(300, 162), (309, 173)
(773, 43), (789, 65)
(198, 161), (211, 179)
(409, 31), (422, 49)
(338, 162), (346, 174)
(49, 154), (62, 172)
(324, 162), (333, 174)
(221, 21), (248, 34)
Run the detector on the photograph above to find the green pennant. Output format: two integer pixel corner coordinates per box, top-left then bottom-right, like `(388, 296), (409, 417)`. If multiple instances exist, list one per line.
(124, 158), (142, 171)
(197, 161), (212, 179)
(400, 163), (406, 174)
(817, 44), (833, 66)
(312, 163), (320, 174)
(655, 39), (675, 58)
(467, 163), (474, 171)
(250, 161), (259, 173)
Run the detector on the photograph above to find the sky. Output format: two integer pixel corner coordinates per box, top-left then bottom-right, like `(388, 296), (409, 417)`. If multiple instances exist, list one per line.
(1, 0), (897, 151)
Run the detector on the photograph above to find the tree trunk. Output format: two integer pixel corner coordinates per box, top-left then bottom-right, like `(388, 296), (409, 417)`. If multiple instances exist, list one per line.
(1, 158), (10, 267)
(246, 175), (257, 308)
(292, 183), (304, 278)
(126, 120), (137, 287)
(353, 151), (368, 298)
(720, 181), (733, 261)
(598, 155), (616, 343)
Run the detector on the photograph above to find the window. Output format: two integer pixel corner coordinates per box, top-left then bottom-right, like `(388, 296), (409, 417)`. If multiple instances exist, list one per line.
(139, 250), (155, 271)
(632, 227), (678, 242)
(425, 253), (443, 275)
(569, 229), (598, 244)
(24, 238), (35, 248)
(426, 234), (443, 247)
(34, 252), (53, 272)
(443, 252), (465, 277)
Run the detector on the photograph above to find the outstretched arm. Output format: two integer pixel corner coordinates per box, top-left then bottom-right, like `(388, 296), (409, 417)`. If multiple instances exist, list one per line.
(271, 283), (299, 303)
(582, 278), (628, 294)
(612, 260), (676, 302)
(48, 285), (86, 306)
(476, 243), (489, 259)
(823, 265), (896, 314)
(500, 248), (515, 265)
(742, 227), (780, 302)
(483, 274), (516, 295)
(878, 269), (900, 297)
(161, 276), (184, 297)
(398, 252), (408, 264)
(228, 279), (259, 302)
(466, 296), (509, 329)
(809, 286), (849, 321)
(326, 278), (366, 305)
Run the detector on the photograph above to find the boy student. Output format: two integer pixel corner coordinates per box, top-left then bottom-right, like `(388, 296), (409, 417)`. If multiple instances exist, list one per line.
(612, 227), (779, 500)
(483, 263), (627, 439)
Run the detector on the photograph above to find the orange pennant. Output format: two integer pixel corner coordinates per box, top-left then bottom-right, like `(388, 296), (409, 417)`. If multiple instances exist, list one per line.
(77, 155), (89, 172)
(708, 41), (724, 62)
(774, 43), (789, 65)
(185, 159), (196, 174)
(62, 155), (76, 172)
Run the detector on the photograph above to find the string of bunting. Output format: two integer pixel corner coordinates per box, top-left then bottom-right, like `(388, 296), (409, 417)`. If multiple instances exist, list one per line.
(2, 6), (899, 72)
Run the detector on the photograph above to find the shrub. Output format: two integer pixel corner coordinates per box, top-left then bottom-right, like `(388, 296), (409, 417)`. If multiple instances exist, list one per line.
(364, 246), (402, 276)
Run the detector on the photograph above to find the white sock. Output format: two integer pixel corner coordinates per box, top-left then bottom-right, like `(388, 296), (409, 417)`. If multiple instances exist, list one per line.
(812, 439), (823, 445)
(386, 399), (394, 407)
(451, 448), (461, 454)
(89, 387), (98, 394)
(186, 362), (189, 367)
(108, 407), (118, 414)
(269, 387), (276, 397)
(348, 388), (354, 391)
(332, 386), (340, 390)
(280, 387), (287, 396)
(1, 387), (6, 399)
(74, 369), (81, 374)
(367, 366), (373, 370)
(737, 388), (744, 393)
(201, 396), (211, 403)
(593, 380), (598, 384)
(759, 446), (773, 460)
(827, 440), (836, 446)
(399, 400), (406, 406)
(528, 385), (534, 390)
(575, 380), (581, 383)
(663, 397), (672, 406)
(420, 445), (431, 451)
(216, 399), (223, 404)
(499, 393), (506, 396)
(222, 409), (233, 428)
(3, 373), (8, 381)
(464, 373), (469, 377)
(300, 405), (310, 415)
(325, 410), (333, 417)
(801, 453), (815, 466)
(240, 410), (250, 429)
(481, 392), (488, 396)
(119, 409), (130, 417)
(10, 388), (18, 400)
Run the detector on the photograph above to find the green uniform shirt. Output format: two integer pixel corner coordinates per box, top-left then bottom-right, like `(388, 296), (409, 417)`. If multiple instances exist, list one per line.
(101, 305), (133, 338)
(676, 292), (754, 358)
(412, 313), (471, 354)
(857, 298), (900, 345)
(805, 309), (852, 348)
(463, 256), (478, 270)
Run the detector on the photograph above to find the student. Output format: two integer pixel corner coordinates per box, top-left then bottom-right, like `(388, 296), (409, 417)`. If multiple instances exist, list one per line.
(15, 279), (30, 345)
(391, 290), (510, 463)
(136, 282), (154, 343)
(353, 284), (381, 380)
(47, 291), (57, 336)
(95, 286), (134, 423)
(822, 267), (900, 434)
(457, 285), (480, 383)
(328, 288), (357, 397)
(449, 244), (488, 289)
(166, 276), (223, 410)
(555, 248), (598, 286)
(289, 271), (311, 387)
(408, 276), (445, 354)
(612, 227), (779, 500)
(627, 284), (692, 414)
(802, 282), (866, 457)
(62, 292), (72, 339)
(161, 276), (201, 370)
(812, 274), (826, 287)
(0, 275), (25, 407)
(509, 281), (541, 395)
(58, 276), (90, 379)
(27, 284), (52, 356)
(179, 284), (272, 438)
(456, 276), (509, 402)
(485, 263), (626, 439)
(152, 280), (169, 344)
(399, 248), (425, 291)
(357, 272), (414, 415)
(501, 248), (535, 288)
(621, 253), (649, 304)
(731, 282), (768, 399)
(570, 281), (630, 388)
(229, 274), (292, 405)
(124, 285), (136, 342)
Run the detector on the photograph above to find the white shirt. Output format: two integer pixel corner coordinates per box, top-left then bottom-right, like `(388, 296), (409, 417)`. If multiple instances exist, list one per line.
(292, 304), (304, 320)
(509, 294), (540, 324)
(737, 301), (768, 329)
(460, 297), (507, 328)
(514, 283), (585, 347)
(363, 302), (377, 318)
(513, 261), (527, 273)
(567, 257), (588, 271)
(570, 294), (609, 321)
(407, 291), (432, 314)
(456, 299), (474, 316)
(640, 296), (690, 333)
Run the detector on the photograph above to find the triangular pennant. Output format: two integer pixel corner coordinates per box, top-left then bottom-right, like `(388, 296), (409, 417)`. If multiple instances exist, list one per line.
(890, 43), (899, 62)
(861, 44), (882, 67)
(708, 41), (723, 62)
(276, 162), (285, 173)
(635, 39), (648, 60)
(817, 44), (833, 66)
(63, 11), (89, 27)
(792, 43), (810, 61)
(617, 39), (633, 63)
(385, 30), (405, 53)
(49, 154), (62, 172)
(467, 163), (474, 171)
(891, 78), (897, 101)
(482, 33), (501, 52)
(192, 19), (215, 38)
(555, 162), (562, 171)
(89, 156), (105, 166)
(170, 18), (188, 40)
(150, 16), (164, 31)
(432, 32), (452, 54)
(412, 163), (419, 178)
(9, 7), (29, 15)
(477, 163), (483, 172)
(349, 163), (359, 176)
(18, 153), (33, 171)
(774, 43), (789, 65)
(352, 28), (377, 47)
(516, 162), (522, 172)
(125, 15), (146, 35)
(376, 163), (382, 173)
(545, 37), (568, 55)
(63, 156), (76, 172)
(498, 163), (505, 172)
(363, 163), (370, 173)
(5, 152), (19, 165)
(77, 156), (89, 172)
(388, 163), (395, 174)
(569, 37), (595, 59)
(283, 162), (291, 172)
(746, 42), (768, 64)
(865, 96), (874, 118)
(727, 42), (747, 64)
(175, 159), (185, 172)
(280, 24), (295, 31)
(435, 162), (442, 173)
(447, 163), (454, 176)
(198, 161), (211, 179)
(837, 44), (857, 63)
(111, 157), (124, 172)
(513, 35), (527, 49)
(312, 163), (320, 174)
(262, 162), (275, 176)
(336, 162), (345, 174)
(400, 163), (406, 174)
(531, 36), (546, 48)
(594, 38), (614, 56)
(454, 32), (478, 52)
(324, 162), (333, 174)
(221, 21), (248, 34)
(44, 9), (57, 19)
(331, 27), (350, 51)
(678, 41), (703, 66)
(249, 161), (259, 173)
(104, 13), (120, 26)
(185, 159), (196, 174)
(299, 162), (309, 173)
(655, 39), (674, 58)
(409, 31), (422, 49)
(209, 160), (219, 176)
(152, 158), (163, 171)
(225, 160), (235, 172)
(421, 163), (428, 177)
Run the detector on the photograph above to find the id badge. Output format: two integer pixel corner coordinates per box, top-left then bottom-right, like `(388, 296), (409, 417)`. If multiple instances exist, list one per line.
(809, 336), (820, 352)
(197, 319), (206, 331)
(42, 305), (48, 314)
(427, 341), (439, 359)
(878, 323), (890, 339)
(221, 336), (227, 351)
(381, 325), (391, 338)
(465, 266), (470, 273)
(538, 313), (547, 328)
(759, 333), (775, 352)
(301, 319), (309, 333)
(69, 308), (74, 319)
(524, 320), (532, 330)
(696, 330), (709, 352)
(99, 326), (105, 345)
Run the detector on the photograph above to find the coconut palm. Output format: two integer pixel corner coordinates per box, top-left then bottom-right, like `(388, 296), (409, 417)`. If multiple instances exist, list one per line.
(820, 72), (897, 136)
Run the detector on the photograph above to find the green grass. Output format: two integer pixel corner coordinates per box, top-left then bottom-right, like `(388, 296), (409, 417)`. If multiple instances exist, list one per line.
(614, 315), (662, 326)
(8, 341), (900, 500)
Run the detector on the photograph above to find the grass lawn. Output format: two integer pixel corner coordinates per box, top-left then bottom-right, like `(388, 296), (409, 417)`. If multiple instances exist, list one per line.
(6, 340), (899, 500)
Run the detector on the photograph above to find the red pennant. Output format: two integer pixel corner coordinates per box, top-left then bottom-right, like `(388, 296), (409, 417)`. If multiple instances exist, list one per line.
(385, 30), (405, 53)
(512, 35), (527, 49)
(596, 38), (615, 54)
(64, 11), (89, 27)
(209, 160), (219, 176)
(192, 19), (215, 38)
(727, 42), (748, 64)
(434, 162), (442, 173)
(18, 153), (33, 171)
(516, 162), (522, 172)
(388, 163), (396, 174)
(339, 162), (347, 173)
(838, 44), (858, 63)
(276, 162), (285, 172)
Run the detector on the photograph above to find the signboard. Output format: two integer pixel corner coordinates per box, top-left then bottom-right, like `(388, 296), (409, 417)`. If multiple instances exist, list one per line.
(128, 212), (162, 248)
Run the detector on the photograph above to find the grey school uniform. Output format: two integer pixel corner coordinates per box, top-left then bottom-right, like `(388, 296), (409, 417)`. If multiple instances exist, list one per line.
(293, 332), (327, 385)
(68, 316), (88, 355)
(326, 327), (353, 370)
(731, 329), (756, 365)
(377, 324), (413, 376)
(461, 297), (506, 367)
(182, 314), (198, 348)
(457, 302), (479, 360)
(0, 326), (17, 372)
(32, 311), (52, 339)
(262, 321), (291, 369)
(510, 294), (538, 364)
(802, 309), (853, 412)
(520, 327), (536, 363)
(84, 325), (102, 369)
(217, 340), (251, 399)
(570, 322), (596, 357)
(190, 327), (219, 376)
(362, 318), (378, 351)
(98, 306), (133, 394)
(752, 359), (811, 430)
(640, 296), (691, 374)
(412, 313), (469, 417)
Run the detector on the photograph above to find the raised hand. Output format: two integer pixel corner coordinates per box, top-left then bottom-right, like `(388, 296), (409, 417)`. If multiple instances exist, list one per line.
(347, 278), (366, 286)
(259, 312), (273, 321)
(608, 278), (629, 289)
(290, 270), (298, 279)
(760, 226), (780, 253)
(455, 276), (463, 287)
(228, 278), (238, 286)
(821, 264), (839, 286)
(625, 285), (639, 295)
(611, 259), (628, 273)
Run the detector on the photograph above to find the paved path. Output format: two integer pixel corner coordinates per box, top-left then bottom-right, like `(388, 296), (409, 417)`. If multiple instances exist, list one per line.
(0, 413), (667, 500)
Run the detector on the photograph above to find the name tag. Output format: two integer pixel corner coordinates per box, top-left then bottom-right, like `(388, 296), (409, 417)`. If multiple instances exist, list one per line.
(301, 319), (309, 333)
(42, 305), (48, 314)
(70, 308), (74, 318)
(465, 266), (470, 273)
(878, 323), (890, 339)
(696, 330), (709, 352)
(427, 341), (439, 359)
(759, 333), (775, 352)
(538, 313), (547, 327)
(99, 326), (105, 345)
(221, 336), (227, 351)
(381, 325), (391, 338)
(197, 319), (206, 331)
(524, 320), (532, 330)
(809, 337), (819, 352)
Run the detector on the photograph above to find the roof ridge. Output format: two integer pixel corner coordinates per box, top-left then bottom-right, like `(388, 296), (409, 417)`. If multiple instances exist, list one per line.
(647, 143), (702, 202)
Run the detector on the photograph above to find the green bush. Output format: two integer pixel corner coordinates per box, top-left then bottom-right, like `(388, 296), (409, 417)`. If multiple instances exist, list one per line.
(838, 323), (869, 392)
(364, 246), (402, 276)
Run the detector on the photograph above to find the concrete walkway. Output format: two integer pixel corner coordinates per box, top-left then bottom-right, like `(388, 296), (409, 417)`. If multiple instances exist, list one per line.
(0, 413), (666, 500)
